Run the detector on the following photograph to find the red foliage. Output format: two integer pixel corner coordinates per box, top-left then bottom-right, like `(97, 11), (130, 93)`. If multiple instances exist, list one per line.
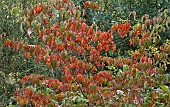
(42, 18), (47, 25)
(84, 1), (90, 7)
(112, 22), (131, 37)
(33, 4), (43, 15)
(14, 88), (51, 106)
(62, 0), (68, 3)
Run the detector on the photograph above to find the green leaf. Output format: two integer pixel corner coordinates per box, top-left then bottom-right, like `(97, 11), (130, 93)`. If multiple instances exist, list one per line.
(77, 11), (81, 18)
(123, 65), (128, 71)
(144, 81), (147, 89)
(118, 0), (122, 4)
(45, 37), (49, 44)
(60, 23), (65, 31)
(73, 9), (76, 16)
(47, 22), (51, 29)
(90, 85), (96, 90)
(83, 99), (89, 102)
(51, 60), (56, 68)
(43, 6), (48, 13)
(64, 12), (68, 19)
(8, 105), (16, 107)
(160, 85), (169, 93)
(75, 104), (83, 107)
(62, 50), (67, 59)
(51, 99), (59, 104)
(136, 69), (139, 78)
(32, 87), (37, 91)
(11, 7), (19, 16)
(143, 72), (147, 78)
(77, 97), (81, 102)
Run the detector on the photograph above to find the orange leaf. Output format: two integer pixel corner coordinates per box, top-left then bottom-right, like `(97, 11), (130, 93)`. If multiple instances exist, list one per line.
(4, 40), (10, 47)
(35, 103), (41, 107)
(76, 74), (84, 82)
(95, 3), (99, 9)
(87, 27), (94, 36)
(26, 52), (31, 59)
(112, 45), (116, 51)
(97, 43), (102, 52)
(69, 41), (75, 51)
(119, 23), (123, 29)
(130, 38), (133, 46)
(38, 30), (43, 39)
(91, 66), (96, 73)
(36, 5), (43, 14)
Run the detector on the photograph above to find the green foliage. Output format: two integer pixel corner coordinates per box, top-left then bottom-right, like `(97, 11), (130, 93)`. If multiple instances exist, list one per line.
(62, 92), (89, 107)
(0, 0), (52, 106)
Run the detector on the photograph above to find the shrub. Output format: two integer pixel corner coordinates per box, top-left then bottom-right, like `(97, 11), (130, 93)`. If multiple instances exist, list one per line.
(2, 0), (170, 106)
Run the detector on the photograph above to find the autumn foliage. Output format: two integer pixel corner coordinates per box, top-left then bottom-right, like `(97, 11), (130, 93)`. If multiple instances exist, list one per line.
(3, 0), (170, 106)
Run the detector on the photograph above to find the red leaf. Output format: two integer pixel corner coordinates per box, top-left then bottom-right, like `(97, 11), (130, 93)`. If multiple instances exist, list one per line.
(62, 0), (68, 3)
(119, 23), (123, 29)
(36, 5), (43, 14)
(95, 61), (101, 68)
(63, 75), (73, 83)
(47, 37), (52, 47)
(84, 1), (90, 7)
(148, 58), (152, 64)
(42, 18), (47, 25)
(76, 74), (84, 82)
(49, 13), (54, 18)
(4, 40), (10, 47)
(76, 37), (82, 43)
(125, 22), (130, 30)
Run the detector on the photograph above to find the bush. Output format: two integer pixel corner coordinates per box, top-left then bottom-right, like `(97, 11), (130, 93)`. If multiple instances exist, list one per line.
(1, 0), (170, 106)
